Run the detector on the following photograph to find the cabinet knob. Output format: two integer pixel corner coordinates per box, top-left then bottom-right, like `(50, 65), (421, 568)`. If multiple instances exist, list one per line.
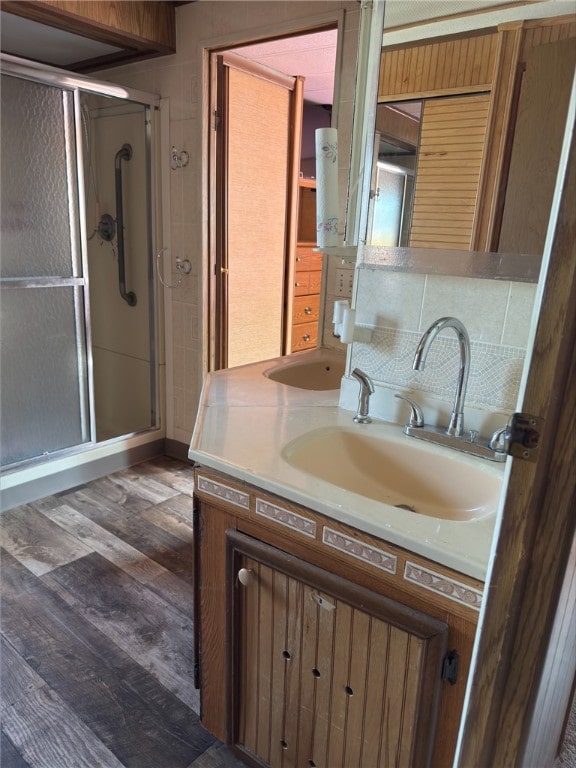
(303, 334), (311, 342)
(238, 568), (254, 586)
(304, 306), (312, 315)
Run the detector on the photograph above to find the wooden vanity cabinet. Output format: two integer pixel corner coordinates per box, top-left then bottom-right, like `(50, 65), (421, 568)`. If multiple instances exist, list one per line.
(230, 529), (447, 768)
(193, 467), (483, 768)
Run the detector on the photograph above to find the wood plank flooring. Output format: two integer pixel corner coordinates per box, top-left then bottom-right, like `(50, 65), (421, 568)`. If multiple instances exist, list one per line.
(0, 457), (245, 768)
(2, 456), (574, 768)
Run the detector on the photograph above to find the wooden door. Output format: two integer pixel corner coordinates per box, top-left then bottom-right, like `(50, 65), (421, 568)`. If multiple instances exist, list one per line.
(212, 52), (303, 370)
(227, 529), (448, 768)
(457, 104), (576, 765)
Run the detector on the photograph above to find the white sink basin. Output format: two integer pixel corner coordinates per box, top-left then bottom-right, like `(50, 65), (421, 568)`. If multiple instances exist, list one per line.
(264, 351), (345, 391)
(282, 426), (502, 521)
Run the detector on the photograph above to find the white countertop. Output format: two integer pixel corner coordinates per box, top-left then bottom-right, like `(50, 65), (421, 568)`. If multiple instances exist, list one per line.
(189, 348), (502, 581)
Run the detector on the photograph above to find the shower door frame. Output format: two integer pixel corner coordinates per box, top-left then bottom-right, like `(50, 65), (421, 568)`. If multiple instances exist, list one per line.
(1, 54), (162, 474)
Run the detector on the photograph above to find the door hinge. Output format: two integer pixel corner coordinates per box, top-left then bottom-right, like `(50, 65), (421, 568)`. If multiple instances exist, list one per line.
(213, 109), (222, 130)
(442, 650), (459, 685)
(506, 412), (544, 462)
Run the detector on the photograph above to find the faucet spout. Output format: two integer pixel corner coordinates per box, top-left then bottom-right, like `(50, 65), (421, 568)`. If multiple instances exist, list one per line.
(413, 317), (470, 437)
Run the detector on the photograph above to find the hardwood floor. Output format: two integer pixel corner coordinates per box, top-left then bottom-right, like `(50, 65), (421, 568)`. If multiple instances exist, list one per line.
(0, 457), (245, 768)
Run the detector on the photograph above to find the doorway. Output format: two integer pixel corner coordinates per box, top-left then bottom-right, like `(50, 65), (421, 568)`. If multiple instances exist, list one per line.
(208, 28), (338, 371)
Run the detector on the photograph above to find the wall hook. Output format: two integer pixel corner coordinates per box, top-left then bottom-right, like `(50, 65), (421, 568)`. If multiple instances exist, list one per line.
(156, 247), (181, 289)
(170, 146), (189, 170)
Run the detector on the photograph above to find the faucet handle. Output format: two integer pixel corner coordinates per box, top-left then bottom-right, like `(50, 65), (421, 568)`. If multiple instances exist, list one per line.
(395, 394), (424, 428)
(489, 425), (509, 454)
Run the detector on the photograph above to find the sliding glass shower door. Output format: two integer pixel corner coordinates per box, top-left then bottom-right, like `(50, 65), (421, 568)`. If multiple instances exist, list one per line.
(0, 63), (158, 470)
(0, 75), (91, 466)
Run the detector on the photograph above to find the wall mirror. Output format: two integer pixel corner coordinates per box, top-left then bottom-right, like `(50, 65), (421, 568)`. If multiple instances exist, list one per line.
(354, 0), (575, 281)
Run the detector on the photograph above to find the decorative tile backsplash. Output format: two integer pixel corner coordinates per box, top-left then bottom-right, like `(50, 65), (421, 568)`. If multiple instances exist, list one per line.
(352, 327), (525, 411)
(347, 267), (536, 415)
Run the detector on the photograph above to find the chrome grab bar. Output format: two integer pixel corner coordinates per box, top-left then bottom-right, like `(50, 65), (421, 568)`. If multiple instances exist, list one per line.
(114, 143), (137, 306)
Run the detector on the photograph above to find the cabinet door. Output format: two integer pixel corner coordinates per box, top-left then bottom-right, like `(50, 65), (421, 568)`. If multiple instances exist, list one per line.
(227, 530), (448, 768)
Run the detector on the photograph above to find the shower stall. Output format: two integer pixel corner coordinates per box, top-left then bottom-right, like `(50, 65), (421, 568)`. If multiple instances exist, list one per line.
(0, 56), (162, 498)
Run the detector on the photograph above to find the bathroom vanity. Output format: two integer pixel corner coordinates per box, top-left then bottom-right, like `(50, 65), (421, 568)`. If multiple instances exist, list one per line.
(189, 349), (502, 768)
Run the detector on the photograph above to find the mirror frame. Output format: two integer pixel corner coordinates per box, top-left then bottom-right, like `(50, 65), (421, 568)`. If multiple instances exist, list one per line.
(350, 0), (574, 282)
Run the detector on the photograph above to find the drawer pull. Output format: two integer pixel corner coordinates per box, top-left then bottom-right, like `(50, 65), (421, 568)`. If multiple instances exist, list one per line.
(304, 306), (312, 315)
(295, 282), (304, 287)
(303, 333), (311, 342)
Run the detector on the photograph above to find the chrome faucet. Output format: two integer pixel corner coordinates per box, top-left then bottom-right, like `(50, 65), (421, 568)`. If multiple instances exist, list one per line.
(413, 316), (470, 437)
(395, 317), (507, 461)
(351, 368), (374, 424)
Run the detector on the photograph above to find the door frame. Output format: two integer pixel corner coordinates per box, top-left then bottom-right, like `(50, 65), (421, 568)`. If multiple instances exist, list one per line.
(457, 102), (576, 764)
(205, 20), (341, 372)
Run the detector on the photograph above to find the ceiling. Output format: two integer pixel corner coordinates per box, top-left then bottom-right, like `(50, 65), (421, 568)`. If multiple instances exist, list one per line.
(1, 0), (573, 97)
(234, 30), (338, 106)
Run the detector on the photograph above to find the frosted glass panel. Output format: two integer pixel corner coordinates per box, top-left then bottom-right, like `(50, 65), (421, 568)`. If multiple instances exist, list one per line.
(0, 75), (80, 278)
(0, 287), (89, 466)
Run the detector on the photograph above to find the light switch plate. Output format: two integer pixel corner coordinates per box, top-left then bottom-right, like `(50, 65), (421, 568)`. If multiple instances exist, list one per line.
(335, 268), (354, 297)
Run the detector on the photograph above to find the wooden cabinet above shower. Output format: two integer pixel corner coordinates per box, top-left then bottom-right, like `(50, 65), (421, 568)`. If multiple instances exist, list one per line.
(1, 1), (176, 72)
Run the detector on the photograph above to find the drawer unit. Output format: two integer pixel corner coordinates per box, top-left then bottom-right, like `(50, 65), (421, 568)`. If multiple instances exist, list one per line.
(290, 321), (318, 352)
(292, 294), (320, 324)
(295, 246), (323, 272)
(287, 180), (321, 355)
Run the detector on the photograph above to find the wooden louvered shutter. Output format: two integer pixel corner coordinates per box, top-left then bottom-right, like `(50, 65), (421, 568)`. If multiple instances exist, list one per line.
(409, 93), (490, 250)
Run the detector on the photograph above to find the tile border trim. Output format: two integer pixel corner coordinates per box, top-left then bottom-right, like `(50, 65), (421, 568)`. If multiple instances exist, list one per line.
(197, 475), (250, 510)
(404, 561), (483, 611)
(255, 498), (316, 538)
(322, 526), (397, 574)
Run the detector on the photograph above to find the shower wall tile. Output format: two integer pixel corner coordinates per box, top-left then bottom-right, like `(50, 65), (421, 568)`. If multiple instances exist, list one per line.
(420, 275), (510, 343)
(173, 345), (196, 390)
(174, 386), (195, 434)
(172, 301), (195, 349)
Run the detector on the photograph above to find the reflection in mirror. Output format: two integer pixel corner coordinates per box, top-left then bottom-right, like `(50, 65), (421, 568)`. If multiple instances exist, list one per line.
(365, 2), (575, 260)
(367, 101), (419, 246)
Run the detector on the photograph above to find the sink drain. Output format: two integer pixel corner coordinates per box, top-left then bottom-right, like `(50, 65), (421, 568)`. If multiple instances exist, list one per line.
(394, 503), (418, 513)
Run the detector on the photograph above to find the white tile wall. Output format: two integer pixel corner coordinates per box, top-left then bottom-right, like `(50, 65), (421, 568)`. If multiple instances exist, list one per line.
(101, 1), (361, 446)
(346, 268), (537, 425)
